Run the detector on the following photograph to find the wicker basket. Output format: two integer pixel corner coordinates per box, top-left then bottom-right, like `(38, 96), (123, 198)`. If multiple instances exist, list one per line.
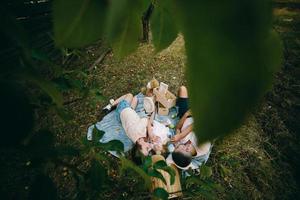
(153, 88), (176, 109)
(150, 155), (183, 199)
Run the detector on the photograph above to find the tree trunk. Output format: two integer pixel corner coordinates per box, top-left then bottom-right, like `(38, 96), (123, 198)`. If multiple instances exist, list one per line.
(142, 4), (154, 43)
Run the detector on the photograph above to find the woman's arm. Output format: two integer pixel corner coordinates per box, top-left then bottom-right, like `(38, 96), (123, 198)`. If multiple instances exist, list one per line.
(171, 124), (193, 142)
(147, 112), (160, 142)
(176, 109), (192, 130)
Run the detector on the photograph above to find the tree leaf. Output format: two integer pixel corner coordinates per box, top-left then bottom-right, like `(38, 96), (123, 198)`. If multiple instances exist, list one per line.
(106, 0), (144, 58)
(153, 160), (168, 169)
(174, 0), (282, 142)
(53, 0), (108, 48)
(153, 187), (169, 200)
(28, 174), (58, 200)
(148, 168), (167, 185)
(152, 160), (176, 185)
(92, 126), (105, 142)
(161, 166), (176, 185)
(53, 106), (74, 122)
(100, 140), (124, 152)
(25, 72), (64, 107)
(86, 159), (106, 191)
(120, 156), (151, 188)
(142, 156), (152, 172)
(151, 0), (178, 52)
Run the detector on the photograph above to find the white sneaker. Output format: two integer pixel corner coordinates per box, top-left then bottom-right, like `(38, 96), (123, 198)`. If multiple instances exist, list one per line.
(109, 99), (115, 105)
(102, 104), (112, 112)
(102, 99), (115, 113)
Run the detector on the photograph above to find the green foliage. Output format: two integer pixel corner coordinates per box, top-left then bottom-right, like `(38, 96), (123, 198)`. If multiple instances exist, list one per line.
(105, 0), (145, 58)
(0, 81), (34, 147)
(173, 0), (283, 141)
(185, 175), (224, 200)
(120, 156), (151, 188)
(219, 164), (232, 178)
(53, 0), (108, 48)
(28, 174), (58, 200)
(93, 126), (105, 142)
(86, 159), (106, 191)
(153, 187), (169, 200)
(142, 155), (153, 171)
(53, 106), (74, 122)
(153, 160), (176, 185)
(25, 72), (64, 107)
(200, 165), (213, 179)
(148, 168), (167, 184)
(151, 0), (178, 52)
(100, 140), (124, 152)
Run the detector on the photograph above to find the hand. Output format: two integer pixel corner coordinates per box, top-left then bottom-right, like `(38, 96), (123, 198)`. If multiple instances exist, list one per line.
(171, 134), (181, 143)
(176, 129), (181, 135)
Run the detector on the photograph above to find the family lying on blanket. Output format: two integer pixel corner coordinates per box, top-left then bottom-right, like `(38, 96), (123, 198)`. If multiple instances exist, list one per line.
(102, 80), (212, 171)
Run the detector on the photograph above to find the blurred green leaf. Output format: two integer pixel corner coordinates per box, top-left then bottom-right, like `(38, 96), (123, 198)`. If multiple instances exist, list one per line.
(0, 81), (33, 147)
(52, 105), (74, 122)
(120, 156), (151, 187)
(28, 174), (58, 200)
(106, 0), (144, 58)
(161, 166), (176, 185)
(152, 160), (176, 185)
(153, 187), (169, 200)
(153, 160), (168, 169)
(86, 159), (106, 191)
(92, 126), (105, 142)
(148, 168), (167, 185)
(25, 72), (64, 107)
(142, 156), (152, 171)
(100, 140), (124, 152)
(174, 0), (282, 142)
(53, 0), (108, 48)
(151, 0), (178, 52)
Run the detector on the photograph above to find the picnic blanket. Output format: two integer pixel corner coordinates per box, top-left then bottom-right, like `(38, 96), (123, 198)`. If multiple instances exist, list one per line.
(87, 93), (178, 156)
(86, 93), (212, 175)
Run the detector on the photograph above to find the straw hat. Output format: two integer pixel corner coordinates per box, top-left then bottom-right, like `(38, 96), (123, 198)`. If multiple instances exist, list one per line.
(146, 78), (159, 90)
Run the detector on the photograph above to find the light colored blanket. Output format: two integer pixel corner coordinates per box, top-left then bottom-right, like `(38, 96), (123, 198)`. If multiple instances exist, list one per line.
(87, 93), (178, 155)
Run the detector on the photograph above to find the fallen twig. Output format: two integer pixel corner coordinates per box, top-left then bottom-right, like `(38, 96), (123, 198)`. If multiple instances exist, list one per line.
(89, 48), (112, 71)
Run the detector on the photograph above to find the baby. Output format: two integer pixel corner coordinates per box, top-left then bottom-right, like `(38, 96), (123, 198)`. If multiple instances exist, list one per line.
(147, 111), (171, 155)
